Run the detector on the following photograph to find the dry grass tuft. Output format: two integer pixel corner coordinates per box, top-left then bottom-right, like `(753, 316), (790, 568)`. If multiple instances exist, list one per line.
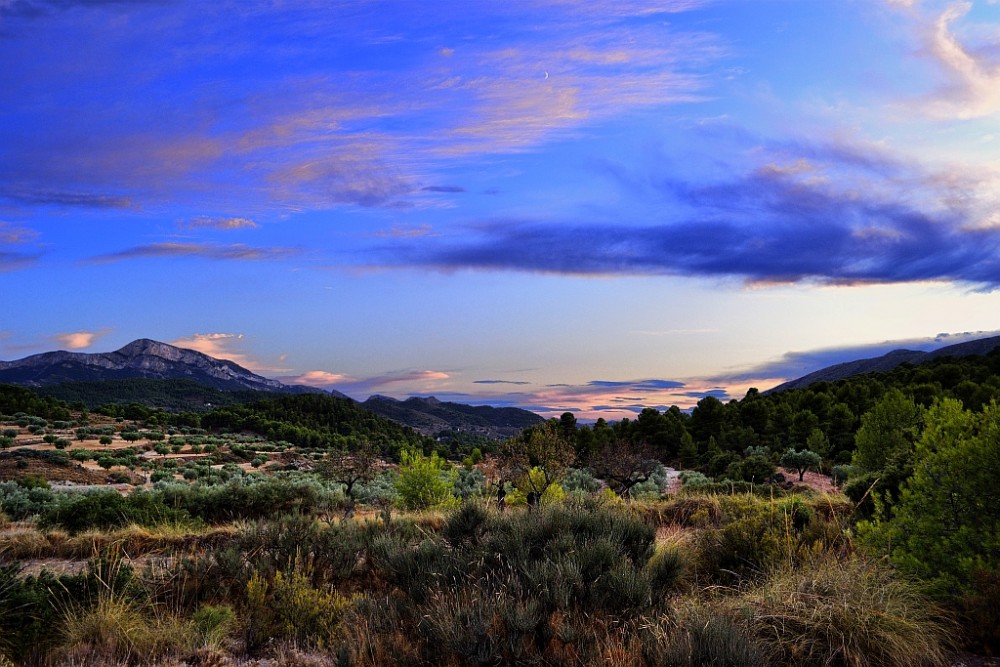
(59, 593), (201, 665)
(741, 558), (954, 667)
(0, 526), (50, 559)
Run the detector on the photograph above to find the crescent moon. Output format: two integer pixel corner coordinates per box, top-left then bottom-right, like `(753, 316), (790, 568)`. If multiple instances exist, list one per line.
(544, 71), (549, 80)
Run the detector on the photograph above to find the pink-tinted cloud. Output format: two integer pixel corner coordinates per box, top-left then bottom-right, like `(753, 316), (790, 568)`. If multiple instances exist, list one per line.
(0, 0), (719, 216)
(924, 2), (1000, 119)
(276, 367), (452, 398)
(0, 250), (40, 272)
(0, 222), (38, 245)
(184, 216), (260, 230)
(373, 224), (437, 238)
(280, 370), (351, 387)
(89, 242), (299, 264)
(169, 333), (291, 374)
(398, 374), (744, 421)
(52, 329), (110, 350)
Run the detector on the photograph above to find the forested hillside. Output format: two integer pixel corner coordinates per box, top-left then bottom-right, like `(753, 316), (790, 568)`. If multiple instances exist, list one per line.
(37, 378), (272, 412)
(198, 393), (434, 457)
(578, 345), (1000, 467)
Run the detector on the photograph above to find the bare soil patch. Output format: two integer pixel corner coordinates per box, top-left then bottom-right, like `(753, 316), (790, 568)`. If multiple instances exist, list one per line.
(0, 457), (110, 484)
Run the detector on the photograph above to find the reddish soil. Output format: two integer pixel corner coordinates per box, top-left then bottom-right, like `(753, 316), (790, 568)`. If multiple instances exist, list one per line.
(779, 467), (838, 494)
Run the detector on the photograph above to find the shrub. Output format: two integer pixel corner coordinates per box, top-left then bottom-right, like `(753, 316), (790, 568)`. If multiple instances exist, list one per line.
(831, 463), (855, 487)
(646, 546), (686, 596)
(453, 466), (486, 500)
(156, 475), (338, 523)
(150, 470), (173, 483)
(691, 511), (783, 585)
(636, 463), (671, 496)
(245, 568), (355, 650)
(562, 467), (602, 494)
(679, 470), (710, 487)
(0, 481), (58, 520)
(16, 474), (49, 490)
(395, 448), (457, 510)
(368, 534), (456, 603)
(442, 501), (489, 548)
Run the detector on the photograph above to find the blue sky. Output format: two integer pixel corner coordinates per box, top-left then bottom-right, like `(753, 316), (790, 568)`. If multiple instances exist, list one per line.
(2, 0), (1000, 419)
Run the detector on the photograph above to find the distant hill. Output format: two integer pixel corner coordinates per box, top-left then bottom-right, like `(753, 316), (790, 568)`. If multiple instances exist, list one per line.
(361, 395), (544, 438)
(0, 339), (325, 395)
(768, 335), (1000, 393)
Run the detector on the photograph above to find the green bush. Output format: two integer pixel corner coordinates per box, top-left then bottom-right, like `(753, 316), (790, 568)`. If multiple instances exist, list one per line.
(442, 501), (489, 547)
(369, 534), (457, 603)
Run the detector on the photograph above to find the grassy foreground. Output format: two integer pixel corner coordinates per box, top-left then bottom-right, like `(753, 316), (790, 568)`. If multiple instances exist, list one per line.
(0, 491), (956, 667)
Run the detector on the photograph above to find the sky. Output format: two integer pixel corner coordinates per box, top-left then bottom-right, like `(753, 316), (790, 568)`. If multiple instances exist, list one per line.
(2, 0), (1000, 420)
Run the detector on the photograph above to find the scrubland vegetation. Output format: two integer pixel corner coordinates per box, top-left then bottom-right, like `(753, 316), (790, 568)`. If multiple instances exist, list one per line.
(1, 347), (999, 665)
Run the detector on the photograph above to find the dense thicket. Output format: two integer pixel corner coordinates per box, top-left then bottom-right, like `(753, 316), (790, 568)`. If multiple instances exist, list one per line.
(0, 385), (72, 421)
(587, 347), (1000, 466)
(38, 377), (269, 411)
(199, 393), (434, 457)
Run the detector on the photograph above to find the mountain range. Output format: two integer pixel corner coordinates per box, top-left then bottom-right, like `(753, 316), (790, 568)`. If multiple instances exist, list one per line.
(0, 338), (543, 435)
(767, 334), (1000, 393)
(6, 334), (1000, 429)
